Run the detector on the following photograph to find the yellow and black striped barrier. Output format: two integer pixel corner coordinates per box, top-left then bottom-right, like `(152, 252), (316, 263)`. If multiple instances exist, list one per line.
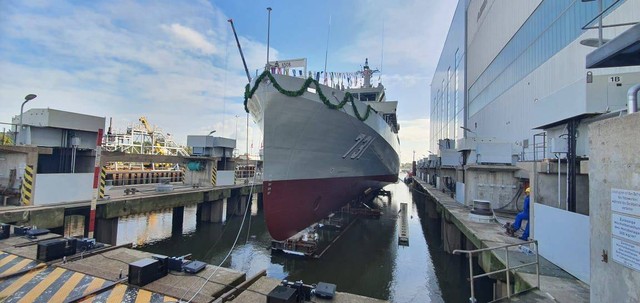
(20, 165), (34, 205)
(181, 165), (186, 183)
(0, 251), (177, 302)
(211, 165), (217, 186)
(98, 166), (106, 199)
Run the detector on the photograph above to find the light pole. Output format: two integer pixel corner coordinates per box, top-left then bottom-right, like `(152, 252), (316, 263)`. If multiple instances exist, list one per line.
(460, 126), (477, 137)
(235, 115), (239, 140)
(208, 130), (217, 136)
(17, 94), (37, 145)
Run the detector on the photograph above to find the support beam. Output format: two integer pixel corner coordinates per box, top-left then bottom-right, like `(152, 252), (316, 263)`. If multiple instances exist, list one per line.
(567, 119), (578, 212)
(172, 206), (184, 235)
(95, 217), (118, 245)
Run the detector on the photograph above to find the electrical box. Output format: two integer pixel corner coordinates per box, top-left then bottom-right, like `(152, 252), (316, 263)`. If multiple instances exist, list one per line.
(315, 282), (337, 299)
(440, 149), (460, 167)
(76, 238), (97, 252)
(37, 238), (77, 262)
(476, 143), (515, 165)
(128, 258), (167, 286)
(0, 224), (9, 240)
(267, 285), (298, 303)
(183, 260), (206, 274)
(550, 138), (567, 154)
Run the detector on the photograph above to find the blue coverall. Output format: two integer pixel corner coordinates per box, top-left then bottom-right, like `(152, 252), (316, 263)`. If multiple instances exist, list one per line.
(512, 195), (530, 240)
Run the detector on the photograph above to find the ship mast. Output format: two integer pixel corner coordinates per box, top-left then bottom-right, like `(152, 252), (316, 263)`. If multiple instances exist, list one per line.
(362, 58), (379, 88)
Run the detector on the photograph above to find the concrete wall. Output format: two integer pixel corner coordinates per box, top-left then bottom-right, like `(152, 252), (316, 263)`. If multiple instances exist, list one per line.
(589, 112), (640, 302)
(0, 153), (27, 189)
(534, 203), (590, 284)
(217, 171), (235, 186)
(33, 173), (93, 205)
(463, 165), (520, 210)
(536, 171), (589, 215)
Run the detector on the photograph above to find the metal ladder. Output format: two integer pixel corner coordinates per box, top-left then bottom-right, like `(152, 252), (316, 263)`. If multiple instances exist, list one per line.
(453, 240), (540, 302)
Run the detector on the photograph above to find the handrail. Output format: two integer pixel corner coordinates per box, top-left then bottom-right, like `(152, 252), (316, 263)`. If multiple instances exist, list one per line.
(453, 240), (540, 302)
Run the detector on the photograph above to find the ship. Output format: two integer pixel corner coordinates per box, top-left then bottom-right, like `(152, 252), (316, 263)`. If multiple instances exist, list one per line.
(245, 59), (400, 240)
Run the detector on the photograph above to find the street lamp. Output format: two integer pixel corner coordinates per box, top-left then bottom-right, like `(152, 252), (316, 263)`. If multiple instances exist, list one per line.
(460, 126), (477, 137)
(234, 115), (239, 140)
(18, 94), (37, 145)
(208, 130), (217, 136)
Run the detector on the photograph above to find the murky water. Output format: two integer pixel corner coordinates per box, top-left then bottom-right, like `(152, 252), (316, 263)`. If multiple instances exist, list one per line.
(116, 181), (492, 302)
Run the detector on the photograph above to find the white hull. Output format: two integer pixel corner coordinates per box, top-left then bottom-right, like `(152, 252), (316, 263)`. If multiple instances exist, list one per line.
(248, 74), (400, 182)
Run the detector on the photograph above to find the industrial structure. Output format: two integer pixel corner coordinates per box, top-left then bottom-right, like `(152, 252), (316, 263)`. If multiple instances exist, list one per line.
(103, 116), (189, 171)
(1, 108), (105, 205)
(424, 0), (640, 301)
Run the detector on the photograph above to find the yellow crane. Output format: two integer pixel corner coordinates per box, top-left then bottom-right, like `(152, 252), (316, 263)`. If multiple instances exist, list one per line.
(138, 116), (168, 155)
(0, 133), (13, 145)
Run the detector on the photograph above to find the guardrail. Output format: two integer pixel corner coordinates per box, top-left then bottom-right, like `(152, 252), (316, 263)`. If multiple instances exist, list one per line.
(453, 240), (540, 302)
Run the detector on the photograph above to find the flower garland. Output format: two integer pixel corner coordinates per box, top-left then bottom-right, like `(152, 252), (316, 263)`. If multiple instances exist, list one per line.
(244, 70), (374, 121)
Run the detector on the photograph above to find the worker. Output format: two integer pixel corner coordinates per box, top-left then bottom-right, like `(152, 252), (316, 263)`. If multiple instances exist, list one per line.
(506, 187), (530, 240)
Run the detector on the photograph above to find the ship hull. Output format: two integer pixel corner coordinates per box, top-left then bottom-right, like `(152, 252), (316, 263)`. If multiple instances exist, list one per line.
(249, 74), (399, 240)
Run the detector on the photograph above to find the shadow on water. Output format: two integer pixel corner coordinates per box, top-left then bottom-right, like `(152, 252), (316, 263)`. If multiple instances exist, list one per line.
(119, 181), (493, 302)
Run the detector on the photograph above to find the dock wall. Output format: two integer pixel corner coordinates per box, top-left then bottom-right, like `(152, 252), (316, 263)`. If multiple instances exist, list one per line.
(589, 112), (640, 302)
(0, 184), (262, 244)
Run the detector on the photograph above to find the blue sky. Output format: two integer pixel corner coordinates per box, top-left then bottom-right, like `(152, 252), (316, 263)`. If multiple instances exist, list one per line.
(0, 0), (457, 163)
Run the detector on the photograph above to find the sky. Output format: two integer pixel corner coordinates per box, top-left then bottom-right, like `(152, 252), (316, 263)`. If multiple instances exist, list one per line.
(0, 0), (457, 163)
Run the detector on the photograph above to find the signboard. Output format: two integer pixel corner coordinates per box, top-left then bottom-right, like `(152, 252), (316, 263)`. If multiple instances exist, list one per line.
(612, 213), (640, 243)
(268, 58), (307, 74)
(609, 75), (622, 83)
(612, 188), (640, 216)
(612, 238), (640, 272)
(611, 188), (640, 271)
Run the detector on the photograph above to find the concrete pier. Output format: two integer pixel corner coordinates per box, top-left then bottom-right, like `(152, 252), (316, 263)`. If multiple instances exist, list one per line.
(227, 276), (388, 303)
(413, 179), (589, 302)
(0, 183), (262, 243)
(198, 198), (227, 223)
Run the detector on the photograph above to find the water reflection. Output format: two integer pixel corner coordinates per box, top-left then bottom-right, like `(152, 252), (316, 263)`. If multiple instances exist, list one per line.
(119, 182), (491, 302)
(116, 204), (197, 246)
(64, 215), (85, 238)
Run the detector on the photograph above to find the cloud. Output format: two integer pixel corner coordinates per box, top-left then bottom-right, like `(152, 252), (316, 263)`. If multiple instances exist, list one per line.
(398, 118), (430, 163)
(0, 0), (268, 154)
(0, 0), (453, 161)
(163, 23), (217, 55)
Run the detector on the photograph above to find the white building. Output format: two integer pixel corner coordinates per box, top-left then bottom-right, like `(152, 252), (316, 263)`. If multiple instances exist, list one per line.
(431, 0), (640, 300)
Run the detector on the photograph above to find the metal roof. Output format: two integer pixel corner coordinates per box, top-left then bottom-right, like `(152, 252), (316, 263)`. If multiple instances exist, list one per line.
(586, 23), (640, 69)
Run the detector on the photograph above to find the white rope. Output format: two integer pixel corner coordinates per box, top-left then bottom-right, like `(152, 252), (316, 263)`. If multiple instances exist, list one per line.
(181, 171), (258, 302)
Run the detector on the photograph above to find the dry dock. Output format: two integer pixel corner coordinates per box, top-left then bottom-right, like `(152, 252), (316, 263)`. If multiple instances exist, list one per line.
(227, 276), (387, 303)
(0, 230), (385, 303)
(413, 178), (589, 302)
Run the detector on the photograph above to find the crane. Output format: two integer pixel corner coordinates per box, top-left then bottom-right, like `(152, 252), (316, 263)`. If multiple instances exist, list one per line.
(138, 116), (168, 155)
(139, 116), (154, 134)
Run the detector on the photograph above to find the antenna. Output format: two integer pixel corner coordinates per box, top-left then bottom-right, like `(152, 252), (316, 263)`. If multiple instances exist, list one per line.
(323, 15), (332, 84)
(380, 21), (385, 82)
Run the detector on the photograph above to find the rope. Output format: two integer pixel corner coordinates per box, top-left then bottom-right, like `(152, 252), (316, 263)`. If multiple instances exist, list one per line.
(182, 171), (259, 302)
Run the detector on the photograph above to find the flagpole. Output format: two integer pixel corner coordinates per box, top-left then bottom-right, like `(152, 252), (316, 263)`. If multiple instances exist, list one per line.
(266, 7), (272, 69)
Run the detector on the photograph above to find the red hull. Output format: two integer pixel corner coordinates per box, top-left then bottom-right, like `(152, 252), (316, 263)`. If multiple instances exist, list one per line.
(263, 174), (397, 240)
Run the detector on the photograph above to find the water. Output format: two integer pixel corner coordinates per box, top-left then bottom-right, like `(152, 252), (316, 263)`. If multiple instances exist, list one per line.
(116, 181), (492, 302)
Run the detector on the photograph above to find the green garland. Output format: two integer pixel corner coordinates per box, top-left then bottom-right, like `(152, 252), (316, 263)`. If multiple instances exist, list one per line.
(244, 70), (375, 121)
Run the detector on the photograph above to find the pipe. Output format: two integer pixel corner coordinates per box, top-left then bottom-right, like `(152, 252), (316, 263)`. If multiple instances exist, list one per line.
(628, 83), (640, 114)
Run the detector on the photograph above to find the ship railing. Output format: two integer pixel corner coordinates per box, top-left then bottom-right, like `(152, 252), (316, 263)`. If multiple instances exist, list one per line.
(453, 240), (540, 302)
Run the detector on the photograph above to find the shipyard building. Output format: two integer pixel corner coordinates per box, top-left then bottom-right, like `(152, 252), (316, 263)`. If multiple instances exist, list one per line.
(426, 0), (640, 301)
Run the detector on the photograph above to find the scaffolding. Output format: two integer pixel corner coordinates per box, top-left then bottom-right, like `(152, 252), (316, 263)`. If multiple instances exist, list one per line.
(102, 117), (189, 170)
